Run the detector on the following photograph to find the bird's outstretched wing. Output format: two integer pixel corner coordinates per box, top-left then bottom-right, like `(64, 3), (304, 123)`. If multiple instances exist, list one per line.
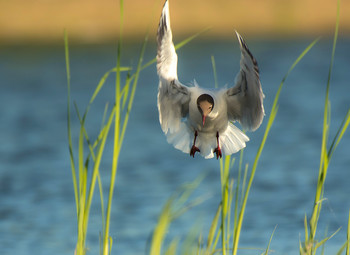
(157, 0), (191, 134)
(225, 31), (265, 131)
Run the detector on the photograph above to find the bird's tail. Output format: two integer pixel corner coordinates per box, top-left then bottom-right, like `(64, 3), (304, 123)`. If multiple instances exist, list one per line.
(166, 122), (248, 159)
(219, 122), (249, 156)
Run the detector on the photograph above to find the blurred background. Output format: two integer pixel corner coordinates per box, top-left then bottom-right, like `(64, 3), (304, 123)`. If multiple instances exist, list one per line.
(1, 0), (350, 255)
(0, 0), (350, 44)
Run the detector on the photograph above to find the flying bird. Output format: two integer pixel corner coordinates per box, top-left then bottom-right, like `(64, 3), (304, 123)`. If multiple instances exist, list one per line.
(157, 0), (265, 159)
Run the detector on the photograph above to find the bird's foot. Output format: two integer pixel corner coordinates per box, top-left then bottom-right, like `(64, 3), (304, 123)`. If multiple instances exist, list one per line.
(214, 132), (222, 159)
(190, 145), (200, 158)
(214, 146), (222, 159)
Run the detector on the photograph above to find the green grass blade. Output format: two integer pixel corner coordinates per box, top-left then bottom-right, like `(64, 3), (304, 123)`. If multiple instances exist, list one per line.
(226, 179), (234, 246)
(176, 27), (211, 51)
(264, 225), (277, 255)
(102, 5), (151, 253)
(103, 11), (124, 253)
(310, 0), (340, 242)
(212, 229), (222, 255)
(327, 0), (340, 92)
(197, 233), (203, 255)
(97, 172), (105, 236)
(172, 175), (207, 220)
(181, 223), (201, 255)
(347, 210), (350, 255)
(77, 167), (87, 255)
(281, 38), (320, 85)
(233, 149), (244, 241)
(64, 30), (79, 215)
(74, 102), (97, 160)
(206, 204), (222, 253)
(74, 102), (106, 238)
(76, 104), (85, 197)
(321, 226), (328, 255)
(232, 38), (318, 255)
(140, 27), (210, 72)
(336, 242), (348, 255)
(119, 35), (148, 149)
(299, 238), (304, 255)
(109, 236), (113, 255)
(165, 238), (179, 255)
(232, 102), (278, 255)
(90, 67), (131, 106)
(328, 109), (350, 159)
(304, 214), (309, 244)
(150, 177), (204, 255)
(211, 55), (218, 88)
(151, 199), (172, 255)
(220, 156), (231, 255)
(121, 72), (131, 110)
(85, 106), (116, 245)
(240, 163), (248, 208)
(103, 36), (148, 254)
(73, 104), (107, 238)
(101, 102), (110, 131)
(172, 195), (209, 221)
(315, 228), (341, 250)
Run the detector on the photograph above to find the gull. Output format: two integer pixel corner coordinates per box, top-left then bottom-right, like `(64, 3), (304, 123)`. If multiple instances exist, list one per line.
(157, 0), (265, 159)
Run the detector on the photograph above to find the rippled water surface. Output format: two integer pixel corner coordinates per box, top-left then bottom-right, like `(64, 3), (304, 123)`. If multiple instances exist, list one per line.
(1, 38), (349, 254)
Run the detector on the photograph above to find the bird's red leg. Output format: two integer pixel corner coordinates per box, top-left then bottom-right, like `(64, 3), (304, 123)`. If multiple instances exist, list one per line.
(190, 131), (200, 157)
(214, 132), (222, 159)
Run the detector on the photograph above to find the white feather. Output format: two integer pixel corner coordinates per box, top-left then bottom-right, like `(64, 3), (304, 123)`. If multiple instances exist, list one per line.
(156, 1), (264, 159)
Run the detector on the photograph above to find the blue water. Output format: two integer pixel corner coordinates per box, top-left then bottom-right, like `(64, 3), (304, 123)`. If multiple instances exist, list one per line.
(0, 38), (349, 255)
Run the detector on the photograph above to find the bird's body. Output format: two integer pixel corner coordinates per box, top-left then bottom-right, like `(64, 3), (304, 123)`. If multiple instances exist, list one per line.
(157, 0), (265, 159)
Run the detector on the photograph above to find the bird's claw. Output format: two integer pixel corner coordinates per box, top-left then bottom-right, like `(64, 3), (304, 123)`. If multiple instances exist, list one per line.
(214, 147), (222, 159)
(190, 145), (200, 158)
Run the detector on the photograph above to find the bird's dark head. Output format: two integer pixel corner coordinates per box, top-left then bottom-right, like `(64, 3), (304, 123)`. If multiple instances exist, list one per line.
(197, 94), (214, 126)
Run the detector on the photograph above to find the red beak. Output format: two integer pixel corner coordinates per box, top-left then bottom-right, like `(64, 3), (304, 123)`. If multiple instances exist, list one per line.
(202, 115), (206, 126)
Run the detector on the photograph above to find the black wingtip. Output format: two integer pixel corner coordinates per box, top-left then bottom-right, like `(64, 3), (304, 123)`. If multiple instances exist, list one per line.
(157, 0), (170, 44)
(235, 30), (259, 75)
